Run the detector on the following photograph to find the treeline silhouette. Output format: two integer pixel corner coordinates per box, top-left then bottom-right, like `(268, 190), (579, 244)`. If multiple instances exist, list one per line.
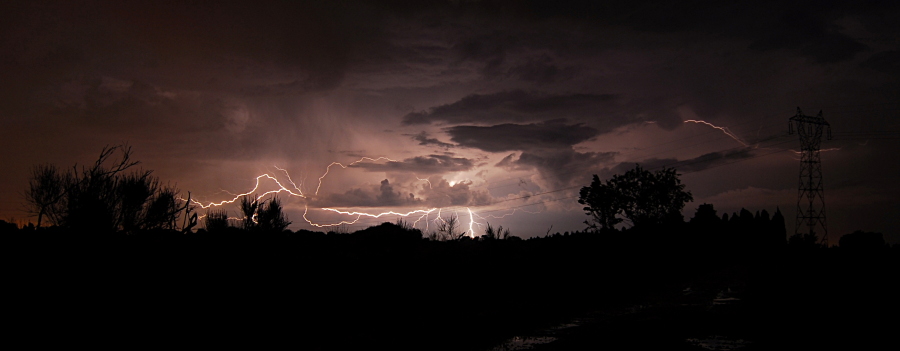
(20, 145), (195, 235)
(5, 148), (898, 350)
(4, 207), (896, 350)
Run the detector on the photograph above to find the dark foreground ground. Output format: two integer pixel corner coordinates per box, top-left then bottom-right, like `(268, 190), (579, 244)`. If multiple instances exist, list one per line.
(6, 233), (898, 350)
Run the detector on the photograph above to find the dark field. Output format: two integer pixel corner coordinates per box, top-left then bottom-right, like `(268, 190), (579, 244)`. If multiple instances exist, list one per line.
(6, 232), (898, 350)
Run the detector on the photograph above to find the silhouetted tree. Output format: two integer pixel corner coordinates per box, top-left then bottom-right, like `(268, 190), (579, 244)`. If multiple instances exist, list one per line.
(257, 196), (291, 233)
(118, 170), (183, 232)
(578, 175), (622, 231)
(0, 219), (17, 234)
(690, 203), (720, 226)
(23, 145), (189, 234)
(239, 195), (259, 231)
(839, 231), (887, 250)
(788, 232), (820, 249)
(118, 170), (156, 232)
(768, 207), (787, 247)
(482, 222), (510, 240)
(23, 163), (65, 227)
(234, 195), (291, 234)
(205, 209), (230, 233)
(395, 218), (414, 231)
(688, 203), (723, 248)
(579, 165), (692, 229)
(432, 213), (466, 241)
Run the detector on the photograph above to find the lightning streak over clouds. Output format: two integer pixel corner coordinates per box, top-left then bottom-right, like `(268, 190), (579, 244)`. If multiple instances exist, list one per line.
(316, 157), (398, 195)
(192, 156), (504, 237)
(684, 120), (749, 147)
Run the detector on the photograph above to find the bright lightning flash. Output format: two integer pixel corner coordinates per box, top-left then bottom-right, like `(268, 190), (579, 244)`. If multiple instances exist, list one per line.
(189, 156), (530, 238)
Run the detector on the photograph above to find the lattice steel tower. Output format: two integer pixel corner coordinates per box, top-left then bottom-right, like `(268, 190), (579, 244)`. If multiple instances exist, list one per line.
(789, 107), (832, 246)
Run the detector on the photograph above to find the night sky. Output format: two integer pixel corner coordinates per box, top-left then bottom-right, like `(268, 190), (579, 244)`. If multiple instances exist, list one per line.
(2, 1), (899, 243)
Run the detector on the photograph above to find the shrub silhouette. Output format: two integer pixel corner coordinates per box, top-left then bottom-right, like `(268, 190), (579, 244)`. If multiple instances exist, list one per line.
(235, 194), (291, 234)
(482, 222), (511, 240)
(257, 196), (291, 233)
(23, 145), (190, 234)
(839, 230), (887, 250)
(204, 208), (230, 234)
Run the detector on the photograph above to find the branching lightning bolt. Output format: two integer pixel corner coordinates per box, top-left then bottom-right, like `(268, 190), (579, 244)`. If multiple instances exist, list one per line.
(305, 207), (438, 228)
(189, 173), (306, 208)
(315, 157), (397, 195)
(190, 156), (492, 236)
(684, 120), (748, 147)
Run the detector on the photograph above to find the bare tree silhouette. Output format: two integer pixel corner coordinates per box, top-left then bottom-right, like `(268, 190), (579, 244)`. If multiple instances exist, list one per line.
(23, 164), (65, 227)
(433, 213), (466, 240)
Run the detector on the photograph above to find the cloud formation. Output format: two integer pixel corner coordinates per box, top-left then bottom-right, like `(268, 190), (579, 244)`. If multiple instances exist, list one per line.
(408, 131), (455, 149)
(609, 148), (757, 175)
(315, 176), (493, 209)
(1, 0), (898, 238)
(497, 149), (617, 188)
(403, 90), (617, 125)
(447, 120), (599, 153)
(349, 155), (475, 175)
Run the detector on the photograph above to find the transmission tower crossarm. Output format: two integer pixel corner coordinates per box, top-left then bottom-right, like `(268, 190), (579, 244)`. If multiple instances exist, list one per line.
(791, 107), (830, 125)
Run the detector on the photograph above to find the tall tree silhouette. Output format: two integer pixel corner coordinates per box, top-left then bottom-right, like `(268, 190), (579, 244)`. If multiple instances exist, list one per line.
(689, 203), (720, 226)
(578, 175), (622, 231)
(580, 165), (692, 229)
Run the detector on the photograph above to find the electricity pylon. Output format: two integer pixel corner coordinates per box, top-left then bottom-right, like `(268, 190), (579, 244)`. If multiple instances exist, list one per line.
(789, 107), (832, 247)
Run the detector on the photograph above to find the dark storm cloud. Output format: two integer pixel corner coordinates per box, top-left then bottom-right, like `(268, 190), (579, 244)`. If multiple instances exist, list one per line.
(500, 0), (876, 63)
(349, 155), (474, 174)
(496, 149), (617, 188)
(507, 55), (580, 85)
(610, 148), (756, 175)
(316, 177), (493, 208)
(64, 78), (220, 131)
(746, 10), (866, 63)
(860, 51), (900, 74)
(2, 0), (899, 238)
(403, 90), (687, 133)
(0, 1), (393, 103)
(317, 179), (419, 208)
(419, 178), (493, 208)
(402, 90), (617, 125)
(0, 1), (404, 165)
(377, 179), (403, 206)
(447, 120), (599, 153)
(407, 132), (456, 148)
(452, 31), (514, 77)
